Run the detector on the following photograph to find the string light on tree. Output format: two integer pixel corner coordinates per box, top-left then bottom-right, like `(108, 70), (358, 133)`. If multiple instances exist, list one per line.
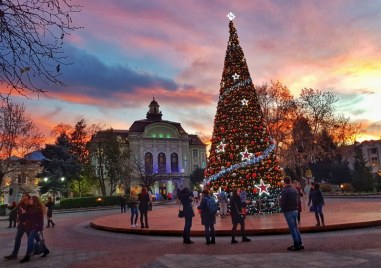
(204, 12), (282, 214)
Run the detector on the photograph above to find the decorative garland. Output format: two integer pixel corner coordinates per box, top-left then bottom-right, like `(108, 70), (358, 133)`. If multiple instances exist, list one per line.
(219, 78), (252, 99)
(204, 142), (276, 184)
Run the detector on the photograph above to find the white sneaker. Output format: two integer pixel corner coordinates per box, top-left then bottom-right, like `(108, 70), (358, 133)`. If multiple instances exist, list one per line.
(135, 224), (140, 227)
(131, 224), (136, 228)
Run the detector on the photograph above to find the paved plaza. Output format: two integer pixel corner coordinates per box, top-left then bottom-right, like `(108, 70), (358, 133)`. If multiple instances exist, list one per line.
(1, 197), (381, 267)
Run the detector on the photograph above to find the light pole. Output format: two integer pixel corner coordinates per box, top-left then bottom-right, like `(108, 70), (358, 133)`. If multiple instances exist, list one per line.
(60, 177), (67, 198)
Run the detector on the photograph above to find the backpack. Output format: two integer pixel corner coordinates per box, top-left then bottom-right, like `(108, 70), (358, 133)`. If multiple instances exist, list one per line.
(206, 197), (218, 216)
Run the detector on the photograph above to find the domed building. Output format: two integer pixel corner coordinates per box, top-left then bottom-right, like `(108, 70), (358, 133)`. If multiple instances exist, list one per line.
(92, 98), (207, 199)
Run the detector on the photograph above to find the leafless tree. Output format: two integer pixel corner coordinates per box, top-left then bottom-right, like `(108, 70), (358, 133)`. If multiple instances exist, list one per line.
(255, 81), (297, 157)
(50, 123), (73, 139)
(0, 0), (81, 99)
(132, 155), (158, 191)
(297, 88), (338, 137)
(89, 128), (131, 196)
(0, 101), (44, 186)
(331, 114), (362, 147)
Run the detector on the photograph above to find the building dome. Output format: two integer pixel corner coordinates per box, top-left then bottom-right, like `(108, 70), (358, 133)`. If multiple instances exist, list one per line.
(147, 97), (162, 121)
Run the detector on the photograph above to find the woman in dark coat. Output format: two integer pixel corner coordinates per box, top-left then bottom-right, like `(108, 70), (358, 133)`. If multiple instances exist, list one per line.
(308, 182), (325, 227)
(178, 187), (195, 244)
(20, 196), (49, 263)
(230, 188), (251, 244)
(138, 187), (150, 228)
(197, 189), (216, 244)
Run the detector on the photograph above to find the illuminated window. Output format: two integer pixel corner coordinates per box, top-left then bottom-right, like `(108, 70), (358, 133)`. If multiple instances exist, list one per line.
(145, 152), (153, 174)
(158, 153), (166, 173)
(171, 153), (178, 172)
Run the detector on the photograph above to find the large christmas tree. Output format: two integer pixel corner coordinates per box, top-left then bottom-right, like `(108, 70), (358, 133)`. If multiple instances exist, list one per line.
(204, 12), (282, 214)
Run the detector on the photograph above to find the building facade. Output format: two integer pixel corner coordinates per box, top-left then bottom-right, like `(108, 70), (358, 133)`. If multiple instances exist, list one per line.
(341, 139), (381, 175)
(93, 98), (207, 199)
(0, 152), (43, 204)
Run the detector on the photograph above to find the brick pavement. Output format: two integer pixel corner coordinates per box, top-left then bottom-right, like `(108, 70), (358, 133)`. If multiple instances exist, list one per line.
(2, 198), (381, 268)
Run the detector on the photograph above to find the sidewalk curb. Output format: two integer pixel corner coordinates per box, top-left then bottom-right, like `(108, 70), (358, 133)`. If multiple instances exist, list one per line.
(90, 219), (381, 237)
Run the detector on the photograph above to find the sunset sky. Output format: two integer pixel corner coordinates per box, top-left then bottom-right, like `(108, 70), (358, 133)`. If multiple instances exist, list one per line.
(13, 0), (381, 141)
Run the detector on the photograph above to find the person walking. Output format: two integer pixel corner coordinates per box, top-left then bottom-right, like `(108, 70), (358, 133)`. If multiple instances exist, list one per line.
(138, 187), (150, 228)
(217, 189), (228, 218)
(280, 176), (304, 251)
(197, 189), (216, 245)
(7, 201), (17, 228)
(45, 196), (56, 228)
(129, 191), (139, 228)
(308, 182), (325, 227)
(120, 194), (127, 213)
(230, 188), (251, 244)
(19, 196), (50, 263)
(4, 194), (30, 260)
(178, 187), (195, 244)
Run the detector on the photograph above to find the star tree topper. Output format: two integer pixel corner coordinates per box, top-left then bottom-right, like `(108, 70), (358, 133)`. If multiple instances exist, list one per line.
(227, 12), (235, 21)
(240, 147), (253, 161)
(255, 179), (270, 196)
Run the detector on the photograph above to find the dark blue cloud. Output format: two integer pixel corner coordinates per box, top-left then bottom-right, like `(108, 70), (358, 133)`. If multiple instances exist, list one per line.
(49, 45), (178, 97)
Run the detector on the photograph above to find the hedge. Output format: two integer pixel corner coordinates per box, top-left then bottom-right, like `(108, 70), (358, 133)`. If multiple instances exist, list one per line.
(56, 195), (127, 209)
(0, 204), (6, 216)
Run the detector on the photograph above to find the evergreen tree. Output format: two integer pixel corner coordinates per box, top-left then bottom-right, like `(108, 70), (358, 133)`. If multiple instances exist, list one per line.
(39, 133), (81, 194)
(189, 168), (205, 190)
(204, 13), (282, 214)
(351, 143), (374, 192)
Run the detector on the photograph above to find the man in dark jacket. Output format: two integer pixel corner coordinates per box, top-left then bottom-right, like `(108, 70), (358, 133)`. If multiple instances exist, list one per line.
(179, 187), (195, 244)
(280, 176), (304, 251)
(197, 189), (216, 245)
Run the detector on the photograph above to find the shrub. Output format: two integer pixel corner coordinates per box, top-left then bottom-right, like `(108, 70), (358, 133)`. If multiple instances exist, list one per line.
(56, 195), (124, 209)
(0, 204), (7, 216)
(320, 183), (331, 193)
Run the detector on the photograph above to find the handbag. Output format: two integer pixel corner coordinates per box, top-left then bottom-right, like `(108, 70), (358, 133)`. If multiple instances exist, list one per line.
(34, 232), (47, 255)
(178, 203), (184, 218)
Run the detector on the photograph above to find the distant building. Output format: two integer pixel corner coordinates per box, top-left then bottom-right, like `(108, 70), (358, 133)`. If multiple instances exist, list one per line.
(341, 140), (381, 175)
(1, 151), (44, 204)
(91, 98), (207, 198)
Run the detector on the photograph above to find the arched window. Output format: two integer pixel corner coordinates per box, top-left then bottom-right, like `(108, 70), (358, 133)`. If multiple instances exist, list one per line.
(145, 152), (153, 174)
(158, 152), (166, 173)
(171, 153), (178, 172)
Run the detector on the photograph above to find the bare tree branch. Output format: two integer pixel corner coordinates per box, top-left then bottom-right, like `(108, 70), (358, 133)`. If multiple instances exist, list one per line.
(0, 0), (81, 99)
